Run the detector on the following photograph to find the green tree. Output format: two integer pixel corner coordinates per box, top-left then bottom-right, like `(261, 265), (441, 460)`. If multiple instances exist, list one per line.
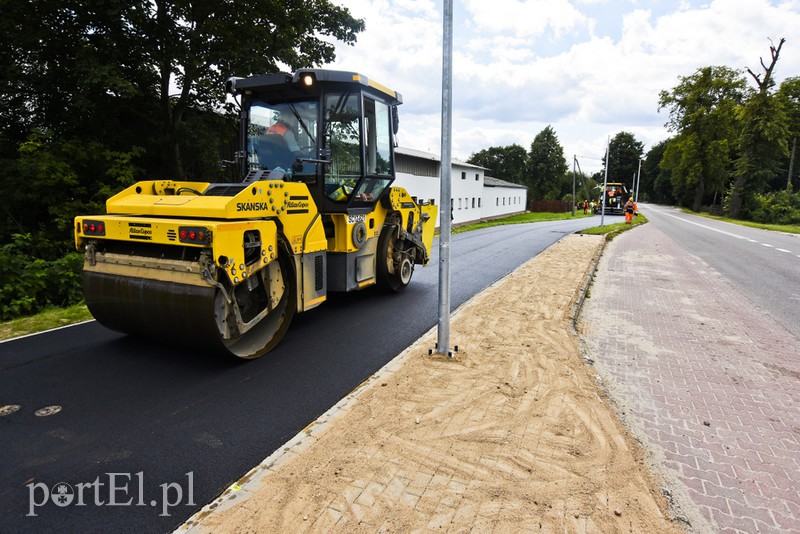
(527, 126), (568, 200)
(642, 139), (674, 204)
(777, 77), (800, 191)
(658, 66), (746, 211)
(729, 38), (789, 218)
(602, 131), (644, 192)
(467, 144), (528, 185)
(0, 0), (364, 178)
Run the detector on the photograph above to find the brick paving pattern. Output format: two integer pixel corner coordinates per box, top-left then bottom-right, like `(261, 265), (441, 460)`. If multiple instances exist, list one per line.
(580, 223), (800, 534)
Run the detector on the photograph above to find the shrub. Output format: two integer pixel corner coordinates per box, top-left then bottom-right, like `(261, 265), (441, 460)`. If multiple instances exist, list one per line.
(750, 190), (800, 225)
(0, 234), (84, 321)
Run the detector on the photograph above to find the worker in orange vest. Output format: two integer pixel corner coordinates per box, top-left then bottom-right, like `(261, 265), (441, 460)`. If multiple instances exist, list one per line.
(266, 109), (300, 151)
(624, 197), (637, 223)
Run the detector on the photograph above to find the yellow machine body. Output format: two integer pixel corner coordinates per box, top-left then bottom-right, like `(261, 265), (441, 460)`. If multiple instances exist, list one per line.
(75, 70), (437, 362)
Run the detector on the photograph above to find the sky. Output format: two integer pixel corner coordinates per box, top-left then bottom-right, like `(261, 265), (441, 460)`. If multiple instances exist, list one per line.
(326, 0), (800, 174)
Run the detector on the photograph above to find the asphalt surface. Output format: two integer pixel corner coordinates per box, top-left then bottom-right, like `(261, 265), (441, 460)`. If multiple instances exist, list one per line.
(643, 205), (800, 339)
(0, 215), (602, 534)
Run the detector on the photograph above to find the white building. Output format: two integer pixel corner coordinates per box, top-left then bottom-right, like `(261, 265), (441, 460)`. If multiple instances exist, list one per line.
(394, 147), (527, 226)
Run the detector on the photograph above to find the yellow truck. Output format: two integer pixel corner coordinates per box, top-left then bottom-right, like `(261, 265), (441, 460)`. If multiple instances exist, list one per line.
(74, 69), (437, 359)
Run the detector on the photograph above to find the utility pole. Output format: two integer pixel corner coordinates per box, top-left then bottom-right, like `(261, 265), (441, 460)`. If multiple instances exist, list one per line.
(601, 137), (609, 227)
(572, 155), (576, 217)
(635, 158), (642, 203)
(435, 0), (454, 357)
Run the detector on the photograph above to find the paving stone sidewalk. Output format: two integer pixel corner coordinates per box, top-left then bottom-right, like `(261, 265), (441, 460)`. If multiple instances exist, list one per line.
(579, 223), (800, 534)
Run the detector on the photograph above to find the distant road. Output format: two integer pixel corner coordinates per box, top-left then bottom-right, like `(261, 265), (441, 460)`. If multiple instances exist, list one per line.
(0, 215), (601, 534)
(643, 205), (800, 339)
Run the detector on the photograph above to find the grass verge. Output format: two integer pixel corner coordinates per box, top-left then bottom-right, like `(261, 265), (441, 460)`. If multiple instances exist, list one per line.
(0, 303), (94, 342)
(579, 213), (649, 239)
(452, 211), (594, 234)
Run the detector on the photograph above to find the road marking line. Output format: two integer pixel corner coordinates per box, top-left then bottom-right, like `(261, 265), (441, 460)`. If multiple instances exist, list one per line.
(776, 248), (791, 253)
(649, 208), (799, 261)
(650, 209), (749, 240)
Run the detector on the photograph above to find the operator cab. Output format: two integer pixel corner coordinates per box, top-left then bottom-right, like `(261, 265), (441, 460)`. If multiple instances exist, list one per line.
(227, 69), (402, 214)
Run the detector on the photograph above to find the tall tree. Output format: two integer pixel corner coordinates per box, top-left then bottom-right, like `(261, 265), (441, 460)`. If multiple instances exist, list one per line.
(527, 126), (568, 200)
(602, 131), (644, 192)
(642, 139), (674, 204)
(777, 77), (800, 191)
(0, 0), (365, 179)
(467, 144), (527, 184)
(658, 66), (746, 211)
(729, 38), (789, 218)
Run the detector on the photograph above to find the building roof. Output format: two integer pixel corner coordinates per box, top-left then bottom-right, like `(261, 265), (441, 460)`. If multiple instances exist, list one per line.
(484, 176), (527, 189)
(396, 146), (486, 170)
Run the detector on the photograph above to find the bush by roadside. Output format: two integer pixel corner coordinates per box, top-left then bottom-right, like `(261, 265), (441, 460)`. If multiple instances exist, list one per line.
(0, 234), (84, 321)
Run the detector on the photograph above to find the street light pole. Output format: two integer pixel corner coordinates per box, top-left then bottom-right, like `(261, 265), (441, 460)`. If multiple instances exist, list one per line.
(572, 155), (576, 217)
(435, 0), (454, 356)
(601, 137), (609, 227)
(635, 158), (642, 203)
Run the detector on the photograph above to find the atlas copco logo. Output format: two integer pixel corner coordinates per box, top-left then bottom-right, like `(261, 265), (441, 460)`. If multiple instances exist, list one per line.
(27, 472), (195, 517)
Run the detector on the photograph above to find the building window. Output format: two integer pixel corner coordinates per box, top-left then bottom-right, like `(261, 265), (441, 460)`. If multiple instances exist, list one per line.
(472, 198), (476, 208)
(458, 198), (462, 209)
(475, 173), (479, 181)
(496, 198), (499, 206)
(461, 171), (466, 180)
(478, 198), (482, 208)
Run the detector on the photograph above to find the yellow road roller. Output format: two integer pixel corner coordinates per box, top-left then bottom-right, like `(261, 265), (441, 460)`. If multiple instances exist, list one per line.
(74, 69), (437, 359)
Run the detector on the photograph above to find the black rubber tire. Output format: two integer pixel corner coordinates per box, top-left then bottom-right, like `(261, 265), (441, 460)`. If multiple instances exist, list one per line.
(376, 225), (413, 293)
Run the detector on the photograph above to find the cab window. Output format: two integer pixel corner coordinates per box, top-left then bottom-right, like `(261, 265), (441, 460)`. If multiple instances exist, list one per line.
(323, 92), (361, 202)
(247, 100), (317, 177)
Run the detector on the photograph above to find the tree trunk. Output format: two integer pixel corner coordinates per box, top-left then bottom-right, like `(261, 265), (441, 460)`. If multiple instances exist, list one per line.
(728, 175), (745, 219)
(167, 132), (184, 179)
(691, 176), (705, 212)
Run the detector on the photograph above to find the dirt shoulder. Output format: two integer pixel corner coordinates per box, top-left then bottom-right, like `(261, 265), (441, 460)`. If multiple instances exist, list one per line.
(180, 233), (682, 533)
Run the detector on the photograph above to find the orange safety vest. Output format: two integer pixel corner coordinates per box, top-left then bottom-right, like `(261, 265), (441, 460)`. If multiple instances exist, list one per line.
(624, 201), (636, 213)
(267, 121), (290, 136)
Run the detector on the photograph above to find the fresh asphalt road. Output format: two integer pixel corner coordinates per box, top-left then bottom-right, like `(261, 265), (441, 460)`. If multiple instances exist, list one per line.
(0, 215), (601, 534)
(643, 204), (800, 340)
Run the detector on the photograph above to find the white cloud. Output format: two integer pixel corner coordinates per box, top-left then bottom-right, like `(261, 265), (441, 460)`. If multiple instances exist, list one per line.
(330, 0), (800, 174)
(461, 0), (589, 38)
